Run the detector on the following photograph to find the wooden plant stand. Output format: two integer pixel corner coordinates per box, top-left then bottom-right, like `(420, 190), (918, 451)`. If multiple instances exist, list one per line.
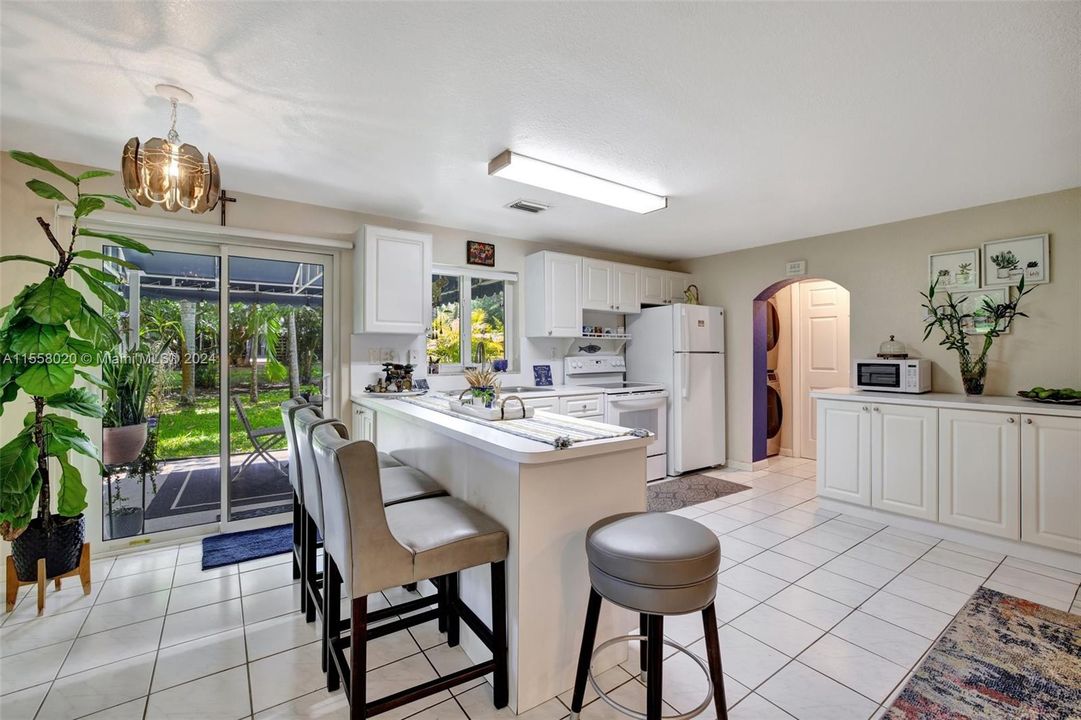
(5, 543), (92, 615)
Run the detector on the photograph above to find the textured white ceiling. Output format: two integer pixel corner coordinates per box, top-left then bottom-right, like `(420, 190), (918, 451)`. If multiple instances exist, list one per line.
(2, 2), (1078, 259)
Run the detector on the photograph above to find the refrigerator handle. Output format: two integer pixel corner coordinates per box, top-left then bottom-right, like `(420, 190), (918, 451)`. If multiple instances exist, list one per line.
(681, 352), (690, 399)
(680, 307), (690, 351)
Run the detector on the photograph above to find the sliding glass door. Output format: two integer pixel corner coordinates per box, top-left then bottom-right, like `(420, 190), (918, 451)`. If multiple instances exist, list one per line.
(226, 255), (326, 523)
(99, 240), (332, 543)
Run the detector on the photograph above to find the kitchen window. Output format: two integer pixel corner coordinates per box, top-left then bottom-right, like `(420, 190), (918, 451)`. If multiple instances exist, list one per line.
(428, 265), (516, 372)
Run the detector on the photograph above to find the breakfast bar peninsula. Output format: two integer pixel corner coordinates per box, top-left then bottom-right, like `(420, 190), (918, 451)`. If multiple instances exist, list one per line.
(352, 395), (650, 712)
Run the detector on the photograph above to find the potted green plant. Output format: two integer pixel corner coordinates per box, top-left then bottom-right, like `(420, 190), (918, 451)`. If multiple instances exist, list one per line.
(921, 277), (1035, 395)
(0, 151), (148, 583)
(102, 347), (154, 465)
(105, 427), (159, 538)
(990, 250), (1019, 279)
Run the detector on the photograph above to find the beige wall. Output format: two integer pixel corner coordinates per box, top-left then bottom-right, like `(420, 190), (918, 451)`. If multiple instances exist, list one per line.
(681, 188), (1081, 465)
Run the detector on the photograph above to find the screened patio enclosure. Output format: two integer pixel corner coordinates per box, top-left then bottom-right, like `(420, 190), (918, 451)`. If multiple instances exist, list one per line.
(101, 244), (329, 541)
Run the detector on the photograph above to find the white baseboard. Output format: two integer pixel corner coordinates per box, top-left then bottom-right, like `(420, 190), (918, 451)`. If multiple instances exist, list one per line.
(819, 498), (1081, 574)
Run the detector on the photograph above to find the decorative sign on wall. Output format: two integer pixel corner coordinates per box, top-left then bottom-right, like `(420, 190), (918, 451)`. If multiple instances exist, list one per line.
(928, 248), (980, 291)
(982, 234), (1049, 286)
(467, 240), (496, 267)
(533, 364), (553, 386)
(785, 260), (807, 277)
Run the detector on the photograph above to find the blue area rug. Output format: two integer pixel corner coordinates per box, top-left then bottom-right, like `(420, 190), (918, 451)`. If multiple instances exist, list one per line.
(202, 524), (292, 569)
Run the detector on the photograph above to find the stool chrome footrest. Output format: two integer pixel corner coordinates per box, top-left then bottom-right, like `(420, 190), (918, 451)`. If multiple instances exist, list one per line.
(588, 635), (713, 720)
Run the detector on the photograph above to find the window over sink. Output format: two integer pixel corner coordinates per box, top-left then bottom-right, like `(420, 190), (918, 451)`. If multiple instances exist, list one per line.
(429, 265), (516, 373)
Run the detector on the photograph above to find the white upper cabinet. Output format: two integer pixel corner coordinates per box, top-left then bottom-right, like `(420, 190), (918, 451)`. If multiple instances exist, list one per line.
(871, 403), (938, 521)
(611, 264), (641, 314)
(582, 260), (640, 313)
(640, 269), (692, 306)
(353, 225), (432, 334)
(1021, 414), (1081, 553)
(938, 409), (1020, 539)
(525, 252), (582, 338)
(641, 268), (669, 306)
(582, 259), (613, 311)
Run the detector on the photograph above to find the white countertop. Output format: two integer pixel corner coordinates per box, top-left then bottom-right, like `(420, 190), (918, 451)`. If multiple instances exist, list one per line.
(355, 396), (650, 464)
(811, 387), (1081, 418)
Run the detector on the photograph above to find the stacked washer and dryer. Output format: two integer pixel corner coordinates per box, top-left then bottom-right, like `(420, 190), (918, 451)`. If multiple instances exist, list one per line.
(765, 297), (783, 457)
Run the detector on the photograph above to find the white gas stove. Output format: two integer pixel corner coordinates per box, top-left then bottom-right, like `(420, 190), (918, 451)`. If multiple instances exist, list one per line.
(564, 356), (668, 481)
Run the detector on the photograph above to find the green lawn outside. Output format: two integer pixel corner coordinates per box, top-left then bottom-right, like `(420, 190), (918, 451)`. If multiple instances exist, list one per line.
(150, 363), (322, 460)
(155, 387), (292, 460)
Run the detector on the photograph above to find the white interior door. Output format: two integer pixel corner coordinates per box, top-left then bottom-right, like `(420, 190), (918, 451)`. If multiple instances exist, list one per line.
(796, 280), (850, 460)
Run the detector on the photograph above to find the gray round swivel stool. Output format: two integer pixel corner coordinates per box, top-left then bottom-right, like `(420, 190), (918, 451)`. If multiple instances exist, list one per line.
(569, 513), (728, 720)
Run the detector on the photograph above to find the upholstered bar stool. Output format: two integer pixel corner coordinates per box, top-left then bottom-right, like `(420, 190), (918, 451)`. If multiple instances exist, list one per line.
(281, 398), (311, 587)
(570, 513), (728, 720)
(292, 408), (445, 670)
(312, 426), (510, 719)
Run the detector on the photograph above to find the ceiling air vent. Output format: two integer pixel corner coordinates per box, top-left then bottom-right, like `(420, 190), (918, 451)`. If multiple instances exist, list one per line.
(506, 199), (550, 214)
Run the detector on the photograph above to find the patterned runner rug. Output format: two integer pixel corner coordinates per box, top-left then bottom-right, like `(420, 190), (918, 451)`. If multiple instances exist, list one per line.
(647, 474), (750, 511)
(885, 586), (1081, 719)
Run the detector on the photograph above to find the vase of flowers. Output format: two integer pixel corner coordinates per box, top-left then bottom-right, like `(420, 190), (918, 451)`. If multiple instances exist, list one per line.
(921, 278), (1034, 395)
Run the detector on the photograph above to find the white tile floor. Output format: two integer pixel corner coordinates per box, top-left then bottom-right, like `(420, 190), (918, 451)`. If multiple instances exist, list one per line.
(3, 456), (1080, 720)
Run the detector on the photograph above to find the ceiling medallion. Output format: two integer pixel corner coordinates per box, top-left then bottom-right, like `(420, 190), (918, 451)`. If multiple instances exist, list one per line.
(122, 84), (220, 213)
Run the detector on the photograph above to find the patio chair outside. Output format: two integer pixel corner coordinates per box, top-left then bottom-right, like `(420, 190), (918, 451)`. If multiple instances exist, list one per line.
(232, 395), (287, 480)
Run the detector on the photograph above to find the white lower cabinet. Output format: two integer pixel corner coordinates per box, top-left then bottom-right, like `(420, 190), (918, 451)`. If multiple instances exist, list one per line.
(352, 404), (375, 442)
(559, 394), (604, 421)
(1021, 414), (1081, 553)
(819, 400), (937, 518)
(938, 409), (1020, 539)
(817, 399), (871, 505)
(521, 396), (559, 413)
(871, 404), (938, 520)
(816, 392), (1081, 556)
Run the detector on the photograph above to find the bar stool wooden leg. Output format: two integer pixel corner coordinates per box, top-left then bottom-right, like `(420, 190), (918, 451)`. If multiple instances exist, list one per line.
(446, 572), (460, 648)
(645, 614), (664, 720)
(292, 493), (302, 581)
(569, 588), (603, 718)
(435, 576), (447, 634)
(303, 514), (319, 623)
(491, 561), (508, 709)
(639, 613), (649, 681)
(350, 597), (368, 720)
(701, 602), (728, 720)
(325, 557), (341, 689)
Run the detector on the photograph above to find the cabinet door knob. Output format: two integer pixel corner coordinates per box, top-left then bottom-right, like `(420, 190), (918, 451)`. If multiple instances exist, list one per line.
(1024, 418), (1033, 424)
(547, 330), (552, 336)
(1006, 417), (1015, 423)
(873, 406), (880, 412)
(861, 405), (869, 411)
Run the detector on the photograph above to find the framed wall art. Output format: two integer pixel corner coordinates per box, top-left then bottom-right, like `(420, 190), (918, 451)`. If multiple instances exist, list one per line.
(928, 248), (980, 292)
(981, 234), (1049, 287)
(467, 240), (496, 267)
(963, 287), (1011, 335)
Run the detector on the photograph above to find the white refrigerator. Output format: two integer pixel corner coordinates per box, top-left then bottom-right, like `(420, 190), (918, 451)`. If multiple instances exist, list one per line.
(626, 304), (726, 475)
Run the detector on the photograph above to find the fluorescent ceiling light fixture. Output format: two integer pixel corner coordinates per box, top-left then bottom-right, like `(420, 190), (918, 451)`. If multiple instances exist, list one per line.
(488, 150), (667, 214)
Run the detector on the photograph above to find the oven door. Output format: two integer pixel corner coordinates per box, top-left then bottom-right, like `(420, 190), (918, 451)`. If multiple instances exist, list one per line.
(606, 394), (667, 460)
(855, 361), (903, 391)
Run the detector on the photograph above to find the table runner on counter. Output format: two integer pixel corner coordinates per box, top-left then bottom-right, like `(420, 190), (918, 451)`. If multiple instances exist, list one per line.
(401, 396), (650, 448)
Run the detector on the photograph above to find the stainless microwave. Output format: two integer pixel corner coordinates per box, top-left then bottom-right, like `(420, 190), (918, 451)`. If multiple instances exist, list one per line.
(853, 358), (931, 393)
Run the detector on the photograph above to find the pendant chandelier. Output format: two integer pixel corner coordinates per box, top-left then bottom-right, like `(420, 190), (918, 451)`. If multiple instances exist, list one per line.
(122, 84), (220, 213)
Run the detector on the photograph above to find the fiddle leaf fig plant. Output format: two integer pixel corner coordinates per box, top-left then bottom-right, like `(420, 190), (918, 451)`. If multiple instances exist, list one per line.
(0, 150), (148, 541)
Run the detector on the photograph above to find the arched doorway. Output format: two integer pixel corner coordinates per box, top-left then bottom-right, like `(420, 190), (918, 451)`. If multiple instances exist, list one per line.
(752, 278), (851, 463)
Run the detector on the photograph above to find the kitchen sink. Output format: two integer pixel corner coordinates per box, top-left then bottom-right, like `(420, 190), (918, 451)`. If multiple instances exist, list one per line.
(443, 385), (551, 396)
